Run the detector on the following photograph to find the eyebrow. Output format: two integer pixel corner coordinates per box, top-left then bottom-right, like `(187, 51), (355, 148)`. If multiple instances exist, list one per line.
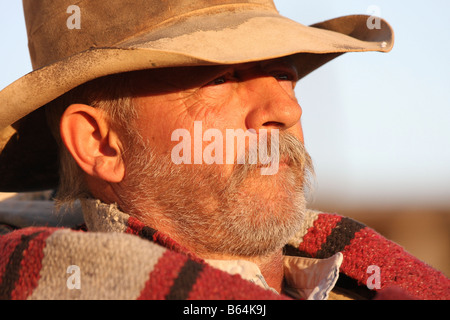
(202, 57), (299, 81)
(134, 57), (299, 93)
(260, 57), (299, 76)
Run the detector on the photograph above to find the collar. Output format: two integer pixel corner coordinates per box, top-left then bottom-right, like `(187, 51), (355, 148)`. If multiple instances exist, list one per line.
(206, 253), (343, 300)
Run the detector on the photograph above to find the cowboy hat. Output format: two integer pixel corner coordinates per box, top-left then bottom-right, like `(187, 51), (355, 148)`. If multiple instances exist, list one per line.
(0, 0), (394, 192)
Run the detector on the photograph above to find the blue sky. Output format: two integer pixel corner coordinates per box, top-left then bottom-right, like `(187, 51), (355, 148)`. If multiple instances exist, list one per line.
(0, 1), (449, 209)
(276, 0), (450, 209)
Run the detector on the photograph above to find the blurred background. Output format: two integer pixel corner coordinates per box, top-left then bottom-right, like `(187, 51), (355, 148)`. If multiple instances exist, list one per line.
(0, 1), (449, 276)
(275, 0), (450, 276)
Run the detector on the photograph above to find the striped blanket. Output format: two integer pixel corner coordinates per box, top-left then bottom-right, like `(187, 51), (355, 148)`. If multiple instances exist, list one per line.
(0, 201), (449, 300)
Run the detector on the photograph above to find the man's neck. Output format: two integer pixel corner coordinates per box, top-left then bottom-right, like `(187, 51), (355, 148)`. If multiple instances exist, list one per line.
(204, 250), (285, 293)
(254, 250), (284, 293)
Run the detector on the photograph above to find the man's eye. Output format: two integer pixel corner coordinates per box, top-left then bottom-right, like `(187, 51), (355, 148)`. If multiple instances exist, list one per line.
(208, 76), (227, 86)
(274, 74), (291, 81)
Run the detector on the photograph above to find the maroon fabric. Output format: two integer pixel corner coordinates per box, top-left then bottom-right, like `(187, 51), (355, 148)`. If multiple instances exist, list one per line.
(0, 212), (449, 300)
(290, 213), (450, 300)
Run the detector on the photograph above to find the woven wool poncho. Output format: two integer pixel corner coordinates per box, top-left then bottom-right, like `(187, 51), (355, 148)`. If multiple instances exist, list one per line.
(0, 200), (449, 300)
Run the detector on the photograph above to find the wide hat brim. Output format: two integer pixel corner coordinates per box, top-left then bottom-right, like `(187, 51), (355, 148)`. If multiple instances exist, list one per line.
(0, 10), (394, 192)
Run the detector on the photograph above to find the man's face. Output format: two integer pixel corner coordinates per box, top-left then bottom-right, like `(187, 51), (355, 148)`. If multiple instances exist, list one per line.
(116, 57), (313, 258)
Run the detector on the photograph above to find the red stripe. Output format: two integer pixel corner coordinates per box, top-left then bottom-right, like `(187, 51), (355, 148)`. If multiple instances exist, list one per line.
(188, 264), (286, 300)
(10, 229), (56, 300)
(126, 216), (201, 263)
(125, 216), (145, 236)
(137, 250), (188, 300)
(0, 231), (24, 287)
(0, 228), (49, 288)
(340, 227), (450, 300)
(297, 213), (342, 257)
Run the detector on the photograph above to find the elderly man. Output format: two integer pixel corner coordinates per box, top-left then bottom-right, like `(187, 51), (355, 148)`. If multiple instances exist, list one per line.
(0, 1), (448, 301)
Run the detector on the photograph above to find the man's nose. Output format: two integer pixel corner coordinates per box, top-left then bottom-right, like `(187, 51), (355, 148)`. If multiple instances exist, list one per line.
(244, 76), (303, 135)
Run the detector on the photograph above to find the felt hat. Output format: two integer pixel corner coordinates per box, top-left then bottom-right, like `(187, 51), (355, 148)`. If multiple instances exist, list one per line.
(0, 0), (394, 192)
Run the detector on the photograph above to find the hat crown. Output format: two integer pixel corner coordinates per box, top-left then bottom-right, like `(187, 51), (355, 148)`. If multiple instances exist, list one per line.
(23, 0), (276, 70)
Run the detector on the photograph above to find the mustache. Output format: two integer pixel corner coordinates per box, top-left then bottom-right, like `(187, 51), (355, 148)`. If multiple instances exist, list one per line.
(124, 129), (314, 187)
(232, 131), (315, 182)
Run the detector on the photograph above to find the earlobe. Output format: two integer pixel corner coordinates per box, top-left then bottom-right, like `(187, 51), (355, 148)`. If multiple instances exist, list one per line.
(60, 104), (125, 183)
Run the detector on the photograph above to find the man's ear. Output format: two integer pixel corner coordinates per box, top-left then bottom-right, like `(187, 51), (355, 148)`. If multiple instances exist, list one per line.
(60, 104), (125, 183)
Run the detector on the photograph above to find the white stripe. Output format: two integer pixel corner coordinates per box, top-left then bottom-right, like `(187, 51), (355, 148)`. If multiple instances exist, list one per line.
(29, 229), (166, 300)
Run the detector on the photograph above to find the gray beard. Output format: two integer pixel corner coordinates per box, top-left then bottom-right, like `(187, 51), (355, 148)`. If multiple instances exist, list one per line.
(118, 132), (314, 258)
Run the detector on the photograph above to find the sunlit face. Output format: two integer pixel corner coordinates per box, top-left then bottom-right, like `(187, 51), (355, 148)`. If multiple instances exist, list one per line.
(116, 57), (314, 258)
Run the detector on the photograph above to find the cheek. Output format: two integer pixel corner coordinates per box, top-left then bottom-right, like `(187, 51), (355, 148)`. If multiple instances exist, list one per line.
(132, 97), (186, 154)
(184, 90), (246, 132)
(133, 90), (247, 162)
